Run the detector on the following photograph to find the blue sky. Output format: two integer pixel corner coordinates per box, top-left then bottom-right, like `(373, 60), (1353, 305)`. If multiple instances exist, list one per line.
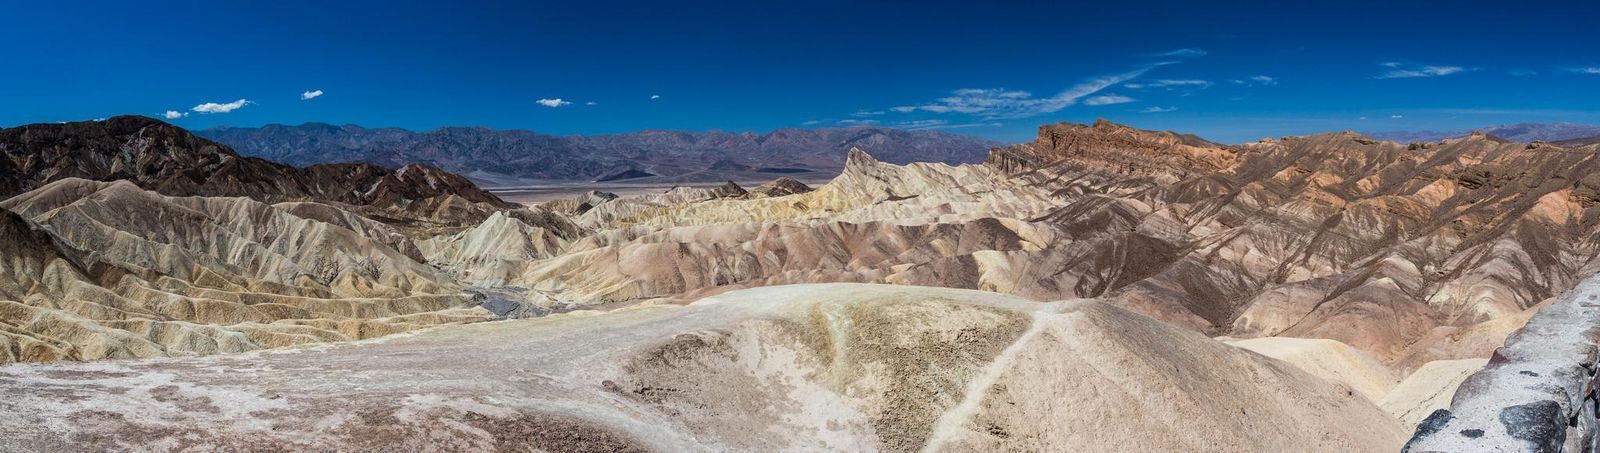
(3, 0), (1598, 143)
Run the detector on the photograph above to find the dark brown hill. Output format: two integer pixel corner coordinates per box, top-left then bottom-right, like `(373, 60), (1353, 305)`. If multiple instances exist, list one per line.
(0, 116), (512, 213)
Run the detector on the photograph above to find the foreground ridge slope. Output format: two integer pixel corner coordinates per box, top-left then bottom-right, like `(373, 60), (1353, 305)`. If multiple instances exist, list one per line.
(0, 284), (1406, 452)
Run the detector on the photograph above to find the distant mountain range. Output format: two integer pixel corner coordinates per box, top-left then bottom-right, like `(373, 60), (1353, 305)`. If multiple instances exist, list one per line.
(197, 124), (1001, 186)
(1366, 122), (1600, 143)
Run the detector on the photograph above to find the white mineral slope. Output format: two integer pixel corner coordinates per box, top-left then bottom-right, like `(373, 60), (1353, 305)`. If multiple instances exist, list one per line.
(1381, 358), (1487, 428)
(0, 284), (1405, 452)
(1226, 337), (1399, 402)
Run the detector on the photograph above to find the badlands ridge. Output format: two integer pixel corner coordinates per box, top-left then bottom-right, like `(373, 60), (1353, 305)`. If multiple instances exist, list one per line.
(4, 116), (1600, 450)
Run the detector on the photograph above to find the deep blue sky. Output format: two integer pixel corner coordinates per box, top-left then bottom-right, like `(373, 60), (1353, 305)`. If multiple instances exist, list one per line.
(4, 0), (1598, 143)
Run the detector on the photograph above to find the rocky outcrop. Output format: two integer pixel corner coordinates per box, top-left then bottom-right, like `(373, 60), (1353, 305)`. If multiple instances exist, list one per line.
(750, 176), (815, 197)
(985, 119), (1236, 183)
(1403, 273), (1600, 452)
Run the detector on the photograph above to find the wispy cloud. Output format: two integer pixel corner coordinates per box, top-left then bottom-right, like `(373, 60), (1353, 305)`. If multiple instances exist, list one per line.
(1140, 106), (1178, 113)
(536, 98), (572, 108)
(838, 119), (879, 125)
(162, 110), (188, 119)
(801, 120), (821, 125)
(891, 119), (1003, 130)
(1231, 75), (1277, 86)
(1375, 62), (1466, 79)
(584, 101), (598, 106)
(1124, 79), (1211, 89)
(1390, 114), (1404, 119)
(300, 89), (323, 100)
(1568, 67), (1600, 75)
(650, 94), (661, 100)
(1083, 94), (1136, 106)
(890, 62), (1177, 119)
(192, 99), (251, 114)
(851, 110), (885, 117)
(894, 119), (947, 129)
(936, 122), (1004, 129)
(1152, 48), (1207, 58)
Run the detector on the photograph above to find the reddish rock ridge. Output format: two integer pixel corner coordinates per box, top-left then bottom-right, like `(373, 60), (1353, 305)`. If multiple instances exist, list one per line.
(985, 119), (1237, 184)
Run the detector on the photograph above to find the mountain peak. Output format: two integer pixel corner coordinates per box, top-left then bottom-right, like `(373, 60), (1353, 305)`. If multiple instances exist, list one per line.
(845, 147), (880, 167)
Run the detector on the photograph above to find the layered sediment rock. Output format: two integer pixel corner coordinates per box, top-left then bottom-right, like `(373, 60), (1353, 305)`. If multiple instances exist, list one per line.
(465, 122), (1600, 372)
(0, 179), (488, 363)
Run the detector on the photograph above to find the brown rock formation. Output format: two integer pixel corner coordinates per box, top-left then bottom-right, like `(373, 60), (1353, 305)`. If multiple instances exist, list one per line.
(0, 116), (515, 228)
(750, 176), (815, 197)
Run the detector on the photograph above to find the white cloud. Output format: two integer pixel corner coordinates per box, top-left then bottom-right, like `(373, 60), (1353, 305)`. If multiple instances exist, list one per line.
(838, 119), (879, 125)
(894, 119), (947, 129)
(192, 99), (251, 114)
(892, 119), (1003, 130)
(1125, 79), (1212, 90)
(1376, 63), (1466, 79)
(162, 110), (188, 119)
(1140, 106), (1178, 113)
(1569, 67), (1600, 75)
(650, 94), (661, 100)
(300, 89), (323, 100)
(1083, 94), (1136, 106)
(801, 120), (821, 125)
(537, 98), (572, 108)
(851, 110), (885, 116)
(889, 62), (1175, 119)
(937, 122), (1004, 129)
(1359, 116), (1369, 120)
(1153, 48), (1207, 58)
(1231, 75), (1278, 86)
(1390, 114), (1404, 119)
(584, 101), (598, 105)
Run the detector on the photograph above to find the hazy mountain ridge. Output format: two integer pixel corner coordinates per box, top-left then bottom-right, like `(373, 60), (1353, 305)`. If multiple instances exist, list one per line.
(1367, 121), (1600, 143)
(197, 123), (1002, 184)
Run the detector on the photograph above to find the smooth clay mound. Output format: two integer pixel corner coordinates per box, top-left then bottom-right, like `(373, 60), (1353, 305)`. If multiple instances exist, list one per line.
(0, 284), (1406, 451)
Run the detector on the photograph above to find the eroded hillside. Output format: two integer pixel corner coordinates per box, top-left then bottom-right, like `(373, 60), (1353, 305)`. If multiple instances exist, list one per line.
(3, 117), (1598, 450)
